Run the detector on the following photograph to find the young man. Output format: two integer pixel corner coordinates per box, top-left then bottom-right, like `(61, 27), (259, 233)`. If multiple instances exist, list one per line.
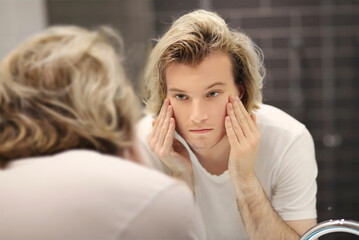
(137, 10), (318, 239)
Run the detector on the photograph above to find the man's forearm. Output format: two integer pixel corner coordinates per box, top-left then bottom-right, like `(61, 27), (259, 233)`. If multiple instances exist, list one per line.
(234, 177), (300, 240)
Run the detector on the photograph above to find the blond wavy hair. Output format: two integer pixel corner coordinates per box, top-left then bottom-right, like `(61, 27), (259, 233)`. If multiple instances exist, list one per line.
(143, 9), (265, 115)
(0, 26), (140, 166)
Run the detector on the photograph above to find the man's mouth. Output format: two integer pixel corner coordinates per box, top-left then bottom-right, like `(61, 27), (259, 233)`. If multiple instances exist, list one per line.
(189, 129), (213, 134)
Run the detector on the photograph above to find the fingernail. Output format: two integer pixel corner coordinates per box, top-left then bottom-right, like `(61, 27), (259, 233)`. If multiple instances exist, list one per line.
(231, 96), (236, 102)
(235, 96), (240, 102)
(228, 103), (233, 110)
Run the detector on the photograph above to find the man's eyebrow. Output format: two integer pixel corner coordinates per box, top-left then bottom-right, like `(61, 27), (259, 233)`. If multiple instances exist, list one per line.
(168, 82), (226, 93)
(206, 82), (225, 89)
(168, 88), (186, 93)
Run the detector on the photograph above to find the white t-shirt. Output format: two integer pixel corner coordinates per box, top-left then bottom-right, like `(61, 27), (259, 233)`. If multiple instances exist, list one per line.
(0, 149), (207, 240)
(136, 104), (318, 240)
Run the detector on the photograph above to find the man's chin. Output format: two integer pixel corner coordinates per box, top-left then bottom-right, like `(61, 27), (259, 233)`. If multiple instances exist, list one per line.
(184, 134), (228, 152)
(186, 140), (218, 151)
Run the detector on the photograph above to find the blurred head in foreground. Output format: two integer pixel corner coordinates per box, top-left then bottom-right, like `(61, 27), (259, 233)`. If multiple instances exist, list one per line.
(0, 25), (141, 167)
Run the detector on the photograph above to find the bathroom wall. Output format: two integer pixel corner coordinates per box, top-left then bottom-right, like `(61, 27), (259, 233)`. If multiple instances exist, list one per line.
(0, 0), (47, 61)
(46, 0), (154, 89)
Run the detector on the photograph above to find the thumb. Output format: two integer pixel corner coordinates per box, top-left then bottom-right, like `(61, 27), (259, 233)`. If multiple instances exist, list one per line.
(250, 114), (257, 127)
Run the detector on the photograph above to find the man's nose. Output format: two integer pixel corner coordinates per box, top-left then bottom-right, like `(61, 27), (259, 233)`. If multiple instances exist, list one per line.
(190, 100), (208, 124)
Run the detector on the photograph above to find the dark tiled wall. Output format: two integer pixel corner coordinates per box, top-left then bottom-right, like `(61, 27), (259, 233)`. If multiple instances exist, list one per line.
(47, 0), (154, 89)
(152, 0), (359, 227)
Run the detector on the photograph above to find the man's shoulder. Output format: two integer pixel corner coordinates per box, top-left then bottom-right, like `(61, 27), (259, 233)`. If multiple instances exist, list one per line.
(255, 104), (306, 135)
(1, 150), (189, 239)
(10, 149), (176, 193)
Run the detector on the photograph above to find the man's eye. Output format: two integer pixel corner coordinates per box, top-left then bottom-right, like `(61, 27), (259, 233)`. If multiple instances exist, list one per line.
(176, 94), (188, 100)
(208, 91), (219, 97)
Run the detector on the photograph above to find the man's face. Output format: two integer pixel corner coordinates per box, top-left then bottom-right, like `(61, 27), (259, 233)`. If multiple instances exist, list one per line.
(165, 53), (241, 151)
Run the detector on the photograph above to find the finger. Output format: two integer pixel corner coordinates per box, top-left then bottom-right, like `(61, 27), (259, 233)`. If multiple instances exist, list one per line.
(237, 96), (257, 132)
(251, 114), (257, 128)
(227, 102), (245, 143)
(225, 116), (239, 148)
(148, 99), (168, 148)
(155, 99), (169, 129)
(250, 113), (260, 136)
(150, 105), (164, 140)
(151, 99), (169, 142)
(157, 105), (172, 147)
(162, 117), (175, 153)
(231, 96), (255, 135)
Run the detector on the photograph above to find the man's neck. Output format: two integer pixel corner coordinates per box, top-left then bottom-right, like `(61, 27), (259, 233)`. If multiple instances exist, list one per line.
(191, 136), (231, 176)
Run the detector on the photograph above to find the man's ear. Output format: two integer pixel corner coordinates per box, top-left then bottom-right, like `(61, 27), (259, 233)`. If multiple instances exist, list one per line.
(238, 85), (245, 99)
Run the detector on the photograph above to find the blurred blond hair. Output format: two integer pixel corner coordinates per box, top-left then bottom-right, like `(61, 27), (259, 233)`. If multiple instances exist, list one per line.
(143, 9), (265, 115)
(0, 26), (140, 166)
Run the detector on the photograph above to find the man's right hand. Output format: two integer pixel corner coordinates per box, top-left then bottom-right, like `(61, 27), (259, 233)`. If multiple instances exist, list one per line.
(147, 99), (194, 193)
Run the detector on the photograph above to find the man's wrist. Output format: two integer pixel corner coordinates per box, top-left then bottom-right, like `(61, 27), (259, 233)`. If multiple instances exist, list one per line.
(232, 172), (257, 191)
(172, 170), (193, 182)
(172, 171), (195, 194)
(232, 174), (262, 204)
